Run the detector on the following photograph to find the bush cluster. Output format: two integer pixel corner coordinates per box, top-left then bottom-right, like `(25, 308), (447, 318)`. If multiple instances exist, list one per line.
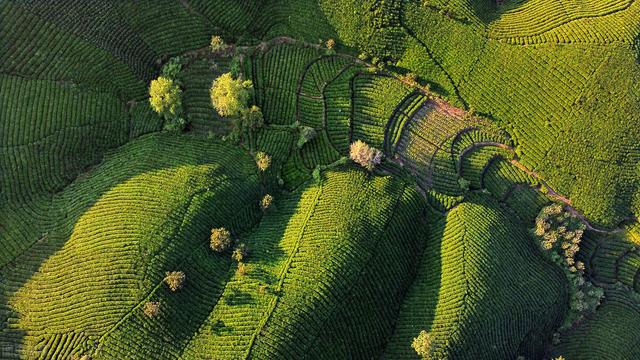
(297, 126), (317, 148)
(149, 56), (188, 131)
(411, 330), (433, 358)
(534, 204), (604, 327)
(210, 35), (228, 52)
(149, 77), (182, 116)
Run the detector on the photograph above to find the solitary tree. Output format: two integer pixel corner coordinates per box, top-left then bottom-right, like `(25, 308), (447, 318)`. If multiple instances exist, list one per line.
(326, 38), (336, 49)
(297, 126), (317, 148)
(232, 243), (248, 262)
(211, 227), (232, 252)
(143, 301), (160, 318)
(349, 140), (382, 170)
(236, 262), (247, 276)
(242, 105), (264, 129)
(164, 271), (186, 292)
(260, 194), (273, 211)
(149, 76), (182, 116)
(255, 152), (272, 172)
(210, 35), (227, 52)
(210, 73), (253, 117)
(411, 330), (433, 358)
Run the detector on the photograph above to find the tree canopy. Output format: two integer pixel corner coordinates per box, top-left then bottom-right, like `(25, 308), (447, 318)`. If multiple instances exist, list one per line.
(210, 73), (253, 117)
(149, 76), (182, 116)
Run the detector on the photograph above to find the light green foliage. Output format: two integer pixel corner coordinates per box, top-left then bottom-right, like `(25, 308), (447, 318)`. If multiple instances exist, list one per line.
(161, 56), (185, 79)
(297, 126), (317, 148)
(210, 35), (227, 52)
(210, 227), (233, 253)
(255, 151), (272, 172)
(210, 73), (253, 117)
(412, 330), (433, 358)
(260, 194), (273, 211)
(149, 76), (182, 116)
(164, 271), (186, 292)
(2, 2), (639, 359)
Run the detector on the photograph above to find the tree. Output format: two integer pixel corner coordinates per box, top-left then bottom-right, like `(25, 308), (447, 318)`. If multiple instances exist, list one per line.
(255, 152), (272, 172)
(297, 126), (317, 148)
(260, 194), (273, 211)
(232, 243), (248, 262)
(164, 271), (186, 292)
(349, 140), (383, 170)
(149, 76), (182, 116)
(143, 301), (160, 318)
(326, 38), (336, 49)
(210, 73), (253, 117)
(161, 56), (184, 79)
(211, 227), (232, 252)
(412, 330), (432, 358)
(242, 105), (264, 129)
(236, 262), (247, 276)
(210, 35), (227, 52)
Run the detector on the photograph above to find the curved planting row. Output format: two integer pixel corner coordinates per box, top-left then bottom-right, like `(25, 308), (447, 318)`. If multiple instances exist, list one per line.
(351, 74), (412, 149)
(297, 55), (352, 168)
(0, 2), (145, 98)
(488, 0), (640, 45)
(9, 0), (157, 82)
(179, 168), (426, 359)
(552, 289), (640, 359)
(384, 194), (567, 359)
(0, 133), (263, 359)
(588, 225), (640, 294)
(252, 43), (322, 126)
(393, 97), (497, 191)
(0, 73), (130, 267)
(248, 169), (425, 359)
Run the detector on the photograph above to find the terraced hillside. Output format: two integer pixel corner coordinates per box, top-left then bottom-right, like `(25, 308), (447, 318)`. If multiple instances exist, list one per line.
(1, 1), (639, 360)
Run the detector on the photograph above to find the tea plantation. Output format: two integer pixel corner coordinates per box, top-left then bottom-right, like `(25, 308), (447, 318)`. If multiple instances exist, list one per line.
(1, 1), (638, 359)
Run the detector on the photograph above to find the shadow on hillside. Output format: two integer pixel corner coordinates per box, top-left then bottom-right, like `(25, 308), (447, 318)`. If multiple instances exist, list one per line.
(467, 0), (529, 24)
(382, 208), (444, 357)
(0, 132), (263, 358)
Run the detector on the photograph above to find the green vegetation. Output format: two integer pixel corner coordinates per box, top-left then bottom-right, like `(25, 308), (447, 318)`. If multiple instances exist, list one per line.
(1, 1), (638, 359)
(149, 77), (182, 115)
(210, 227), (232, 253)
(534, 204), (604, 328)
(385, 195), (568, 359)
(210, 73), (253, 117)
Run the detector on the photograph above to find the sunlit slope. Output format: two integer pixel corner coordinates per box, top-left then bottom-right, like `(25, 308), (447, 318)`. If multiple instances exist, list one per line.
(2, 133), (262, 359)
(182, 168), (427, 359)
(384, 195), (568, 359)
(315, 0), (640, 227)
